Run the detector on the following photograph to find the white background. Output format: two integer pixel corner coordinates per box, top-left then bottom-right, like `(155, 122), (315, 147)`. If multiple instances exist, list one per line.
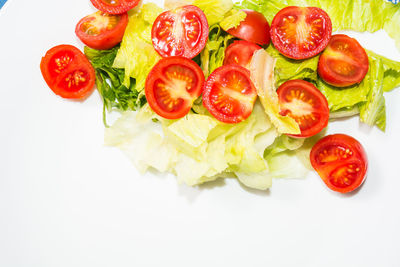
(1, 0), (400, 266)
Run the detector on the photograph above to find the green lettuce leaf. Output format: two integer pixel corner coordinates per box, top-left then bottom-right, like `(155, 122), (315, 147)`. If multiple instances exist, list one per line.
(193, 0), (234, 25)
(249, 49), (301, 135)
(220, 9), (247, 31)
(84, 46), (142, 126)
(113, 3), (162, 89)
(359, 56), (386, 131)
(199, 25), (234, 77)
(266, 46), (319, 87)
(318, 51), (400, 130)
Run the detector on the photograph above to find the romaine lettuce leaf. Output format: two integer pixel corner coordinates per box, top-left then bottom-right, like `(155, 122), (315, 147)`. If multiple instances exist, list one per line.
(236, 0), (400, 50)
(266, 46), (319, 87)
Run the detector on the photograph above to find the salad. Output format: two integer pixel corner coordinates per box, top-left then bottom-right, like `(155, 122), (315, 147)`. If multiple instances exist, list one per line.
(40, 0), (400, 193)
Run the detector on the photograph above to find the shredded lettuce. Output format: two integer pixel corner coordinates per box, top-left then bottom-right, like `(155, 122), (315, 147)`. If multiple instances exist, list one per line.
(193, 0), (233, 25)
(220, 9), (247, 31)
(249, 49), (301, 135)
(199, 25), (234, 77)
(105, 102), (310, 190)
(113, 3), (162, 89)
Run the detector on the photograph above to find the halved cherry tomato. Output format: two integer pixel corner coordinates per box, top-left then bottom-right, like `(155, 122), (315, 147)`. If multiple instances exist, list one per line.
(75, 11), (128, 50)
(310, 134), (368, 193)
(90, 0), (140, 15)
(152, 5), (209, 59)
(203, 65), (257, 123)
(223, 40), (261, 69)
(40, 45), (95, 99)
(270, 6), (332, 60)
(145, 56), (204, 119)
(277, 80), (329, 138)
(227, 10), (271, 46)
(318, 34), (369, 87)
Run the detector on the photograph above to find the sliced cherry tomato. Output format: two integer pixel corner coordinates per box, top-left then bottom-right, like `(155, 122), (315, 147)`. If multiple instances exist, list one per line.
(40, 45), (95, 99)
(310, 134), (368, 193)
(90, 0), (140, 15)
(277, 80), (329, 138)
(203, 65), (257, 123)
(223, 40), (261, 69)
(227, 10), (271, 46)
(145, 56), (204, 119)
(270, 6), (332, 60)
(75, 11), (128, 50)
(318, 34), (369, 87)
(152, 5), (209, 59)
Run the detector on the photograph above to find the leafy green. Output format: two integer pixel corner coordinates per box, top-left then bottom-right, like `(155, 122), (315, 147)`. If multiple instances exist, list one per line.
(249, 49), (300, 135)
(113, 3), (162, 89)
(200, 25), (234, 77)
(220, 9), (247, 31)
(193, 0), (233, 25)
(105, 101), (311, 190)
(84, 46), (142, 126)
(359, 56), (386, 131)
(236, 0), (400, 50)
(266, 46), (319, 87)
(317, 51), (400, 130)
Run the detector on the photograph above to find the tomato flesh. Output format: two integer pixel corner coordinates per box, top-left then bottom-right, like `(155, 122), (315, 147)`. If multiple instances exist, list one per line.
(224, 40), (261, 69)
(227, 10), (271, 46)
(145, 57), (204, 119)
(318, 34), (369, 87)
(90, 0), (140, 14)
(310, 134), (368, 193)
(277, 80), (329, 138)
(40, 45), (95, 99)
(270, 6), (332, 60)
(152, 5), (209, 59)
(75, 11), (128, 50)
(203, 65), (257, 123)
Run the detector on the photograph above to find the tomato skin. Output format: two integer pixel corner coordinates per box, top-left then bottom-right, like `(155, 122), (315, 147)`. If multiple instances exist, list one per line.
(203, 64), (257, 123)
(277, 80), (329, 138)
(90, 0), (140, 15)
(310, 134), (368, 193)
(270, 6), (332, 60)
(40, 45), (95, 99)
(223, 40), (261, 68)
(152, 5), (209, 59)
(318, 34), (369, 87)
(75, 11), (128, 50)
(227, 10), (271, 46)
(145, 56), (204, 119)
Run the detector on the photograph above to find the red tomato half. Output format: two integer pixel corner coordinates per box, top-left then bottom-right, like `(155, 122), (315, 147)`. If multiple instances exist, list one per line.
(152, 5), (209, 58)
(90, 0), (140, 14)
(310, 134), (368, 193)
(277, 80), (329, 138)
(270, 6), (332, 60)
(318, 34), (369, 87)
(40, 45), (95, 99)
(227, 10), (271, 46)
(145, 56), (204, 119)
(75, 11), (128, 50)
(203, 65), (257, 123)
(223, 40), (261, 69)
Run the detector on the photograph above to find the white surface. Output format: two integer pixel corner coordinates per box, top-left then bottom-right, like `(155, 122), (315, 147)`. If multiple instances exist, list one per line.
(1, 1), (400, 266)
